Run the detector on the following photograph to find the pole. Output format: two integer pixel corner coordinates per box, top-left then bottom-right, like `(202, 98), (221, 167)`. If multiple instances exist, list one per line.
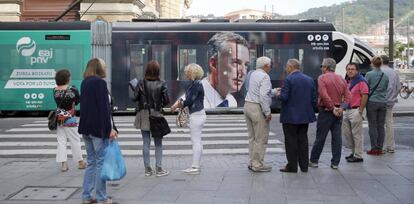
(342, 7), (345, 32)
(407, 18), (410, 67)
(389, 0), (394, 67)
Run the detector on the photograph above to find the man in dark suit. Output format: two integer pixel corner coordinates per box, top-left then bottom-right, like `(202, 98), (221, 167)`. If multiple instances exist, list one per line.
(276, 59), (317, 173)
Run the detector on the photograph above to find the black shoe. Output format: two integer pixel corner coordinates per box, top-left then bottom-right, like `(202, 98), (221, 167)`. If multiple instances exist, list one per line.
(279, 166), (297, 173)
(345, 153), (353, 160)
(248, 165), (252, 171)
(347, 156), (363, 163)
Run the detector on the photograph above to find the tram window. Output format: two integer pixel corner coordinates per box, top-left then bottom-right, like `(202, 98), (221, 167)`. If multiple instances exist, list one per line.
(129, 45), (148, 80)
(264, 47), (300, 81)
(264, 45), (325, 80)
(178, 48), (197, 80)
(351, 50), (371, 75)
(332, 39), (348, 64)
(249, 49), (257, 72)
(152, 45), (172, 80)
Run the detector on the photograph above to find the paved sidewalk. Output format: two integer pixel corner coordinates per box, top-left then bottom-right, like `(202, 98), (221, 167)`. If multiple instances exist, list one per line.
(0, 150), (413, 204)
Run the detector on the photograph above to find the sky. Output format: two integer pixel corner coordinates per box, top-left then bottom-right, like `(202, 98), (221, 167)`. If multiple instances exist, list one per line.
(187, 0), (350, 16)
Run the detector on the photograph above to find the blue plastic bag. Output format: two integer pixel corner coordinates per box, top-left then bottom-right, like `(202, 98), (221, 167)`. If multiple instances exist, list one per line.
(100, 140), (127, 181)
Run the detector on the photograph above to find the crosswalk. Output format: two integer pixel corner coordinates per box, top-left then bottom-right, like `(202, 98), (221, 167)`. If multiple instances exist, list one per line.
(0, 115), (285, 157)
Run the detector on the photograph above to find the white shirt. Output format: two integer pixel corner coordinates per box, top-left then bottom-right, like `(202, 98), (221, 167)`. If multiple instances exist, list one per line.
(201, 78), (237, 109)
(245, 69), (272, 115)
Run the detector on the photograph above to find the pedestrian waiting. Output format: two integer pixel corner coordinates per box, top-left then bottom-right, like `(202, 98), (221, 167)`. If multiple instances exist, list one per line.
(365, 56), (389, 155)
(78, 58), (118, 204)
(342, 63), (368, 163)
(244, 56), (274, 172)
(53, 69), (85, 172)
(171, 63), (206, 175)
(133, 60), (170, 177)
(275, 59), (317, 173)
(310, 58), (350, 169)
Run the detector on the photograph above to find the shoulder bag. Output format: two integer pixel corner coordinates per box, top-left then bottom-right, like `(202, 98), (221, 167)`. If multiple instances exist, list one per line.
(48, 89), (67, 131)
(143, 80), (171, 138)
(368, 72), (384, 98)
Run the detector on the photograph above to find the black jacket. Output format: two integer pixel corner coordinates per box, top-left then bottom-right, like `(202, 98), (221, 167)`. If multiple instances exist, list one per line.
(133, 80), (170, 112)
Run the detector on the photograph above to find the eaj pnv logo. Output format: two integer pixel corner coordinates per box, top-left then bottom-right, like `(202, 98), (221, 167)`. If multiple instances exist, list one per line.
(16, 37), (36, 57)
(16, 37), (53, 65)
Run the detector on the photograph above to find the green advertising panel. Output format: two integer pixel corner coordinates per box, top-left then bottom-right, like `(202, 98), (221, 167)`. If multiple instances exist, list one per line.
(0, 30), (91, 111)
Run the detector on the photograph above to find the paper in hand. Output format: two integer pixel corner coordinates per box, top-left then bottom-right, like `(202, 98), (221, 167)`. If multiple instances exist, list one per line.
(129, 78), (138, 91)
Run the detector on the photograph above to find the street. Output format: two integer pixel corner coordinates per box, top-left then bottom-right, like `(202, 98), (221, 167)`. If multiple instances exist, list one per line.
(1, 110), (413, 203)
(0, 112), (413, 158)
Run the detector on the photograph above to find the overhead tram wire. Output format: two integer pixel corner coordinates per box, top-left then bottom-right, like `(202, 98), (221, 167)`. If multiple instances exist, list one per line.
(80, 0), (96, 19)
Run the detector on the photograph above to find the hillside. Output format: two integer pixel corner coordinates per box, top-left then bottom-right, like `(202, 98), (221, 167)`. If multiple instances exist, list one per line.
(285, 0), (414, 34)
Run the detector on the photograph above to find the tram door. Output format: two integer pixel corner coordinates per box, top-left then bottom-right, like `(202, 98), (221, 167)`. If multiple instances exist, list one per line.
(129, 44), (149, 81)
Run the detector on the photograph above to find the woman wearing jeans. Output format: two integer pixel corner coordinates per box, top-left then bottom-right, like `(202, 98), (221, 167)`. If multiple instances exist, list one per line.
(133, 60), (170, 177)
(172, 63), (206, 175)
(365, 56), (389, 155)
(78, 58), (118, 204)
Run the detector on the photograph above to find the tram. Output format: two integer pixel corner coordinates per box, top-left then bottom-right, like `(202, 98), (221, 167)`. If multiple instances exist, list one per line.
(0, 20), (374, 114)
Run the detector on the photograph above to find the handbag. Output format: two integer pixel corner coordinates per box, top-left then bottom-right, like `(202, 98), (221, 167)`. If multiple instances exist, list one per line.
(149, 115), (171, 138)
(48, 111), (58, 130)
(176, 107), (189, 128)
(48, 89), (67, 131)
(101, 140), (127, 181)
(143, 80), (171, 138)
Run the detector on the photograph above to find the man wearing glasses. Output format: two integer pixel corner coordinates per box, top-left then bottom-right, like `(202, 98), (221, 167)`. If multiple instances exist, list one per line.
(309, 58), (350, 169)
(342, 63), (368, 163)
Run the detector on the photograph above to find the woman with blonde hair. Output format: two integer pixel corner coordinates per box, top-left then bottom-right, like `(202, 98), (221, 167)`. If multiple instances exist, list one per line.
(78, 58), (118, 204)
(171, 63), (206, 175)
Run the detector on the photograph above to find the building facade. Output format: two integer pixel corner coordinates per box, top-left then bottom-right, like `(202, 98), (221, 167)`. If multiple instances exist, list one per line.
(0, 0), (191, 22)
(224, 9), (271, 22)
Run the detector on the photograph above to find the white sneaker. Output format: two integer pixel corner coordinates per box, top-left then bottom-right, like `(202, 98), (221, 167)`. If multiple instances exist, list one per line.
(183, 167), (200, 175)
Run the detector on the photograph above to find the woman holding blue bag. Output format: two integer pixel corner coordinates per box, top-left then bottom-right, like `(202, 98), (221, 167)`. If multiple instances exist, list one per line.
(78, 58), (118, 204)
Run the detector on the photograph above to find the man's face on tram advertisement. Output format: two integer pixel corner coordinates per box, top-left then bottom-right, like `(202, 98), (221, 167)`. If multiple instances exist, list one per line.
(208, 32), (250, 98)
(217, 42), (249, 94)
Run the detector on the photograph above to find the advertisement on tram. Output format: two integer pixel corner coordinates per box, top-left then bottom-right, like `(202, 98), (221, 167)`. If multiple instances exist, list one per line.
(0, 29), (91, 111)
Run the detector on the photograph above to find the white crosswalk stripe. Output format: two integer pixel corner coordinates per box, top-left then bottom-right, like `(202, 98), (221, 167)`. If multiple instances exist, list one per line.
(0, 115), (285, 157)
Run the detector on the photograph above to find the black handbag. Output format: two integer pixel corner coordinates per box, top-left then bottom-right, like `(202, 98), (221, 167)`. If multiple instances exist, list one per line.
(48, 110), (58, 130)
(143, 80), (170, 138)
(149, 115), (171, 138)
(48, 89), (67, 131)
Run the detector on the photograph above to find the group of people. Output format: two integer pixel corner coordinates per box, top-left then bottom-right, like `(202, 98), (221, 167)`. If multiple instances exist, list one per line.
(54, 58), (118, 204)
(244, 55), (399, 174)
(54, 57), (208, 204)
(52, 34), (400, 203)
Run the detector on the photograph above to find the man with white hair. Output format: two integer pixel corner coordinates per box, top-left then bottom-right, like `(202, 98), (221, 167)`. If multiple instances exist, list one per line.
(244, 56), (273, 172)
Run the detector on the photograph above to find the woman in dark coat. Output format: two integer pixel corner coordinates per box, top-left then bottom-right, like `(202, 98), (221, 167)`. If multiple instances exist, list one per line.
(78, 58), (118, 204)
(134, 60), (170, 177)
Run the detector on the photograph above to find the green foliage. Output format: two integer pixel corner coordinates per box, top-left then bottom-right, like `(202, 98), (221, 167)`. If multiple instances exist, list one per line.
(288, 0), (414, 34)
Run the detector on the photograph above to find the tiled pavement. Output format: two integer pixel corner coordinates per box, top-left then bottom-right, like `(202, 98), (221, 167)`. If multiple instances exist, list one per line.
(0, 149), (413, 204)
